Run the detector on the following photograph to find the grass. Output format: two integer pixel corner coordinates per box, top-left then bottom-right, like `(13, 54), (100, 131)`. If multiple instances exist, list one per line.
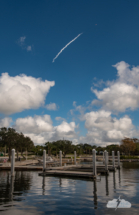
(120, 155), (139, 159)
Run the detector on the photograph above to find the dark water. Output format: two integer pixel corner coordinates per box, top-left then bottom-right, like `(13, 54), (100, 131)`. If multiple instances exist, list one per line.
(0, 162), (139, 215)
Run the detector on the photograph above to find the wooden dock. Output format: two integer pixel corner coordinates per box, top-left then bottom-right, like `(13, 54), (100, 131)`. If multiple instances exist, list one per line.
(39, 170), (96, 179)
(38, 163), (120, 179)
(45, 164), (118, 171)
(0, 149), (120, 178)
(0, 165), (43, 171)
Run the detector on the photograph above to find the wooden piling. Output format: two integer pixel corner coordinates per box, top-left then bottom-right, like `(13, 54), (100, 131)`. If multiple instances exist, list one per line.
(107, 152), (109, 165)
(11, 149), (15, 176)
(104, 150), (108, 171)
(117, 151), (120, 168)
(59, 151), (62, 166)
(74, 151), (76, 165)
(103, 152), (105, 164)
(112, 151), (115, 169)
(93, 149), (97, 176)
(43, 150), (46, 171)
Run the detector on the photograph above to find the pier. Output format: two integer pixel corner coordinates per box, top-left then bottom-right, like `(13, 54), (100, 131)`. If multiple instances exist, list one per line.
(39, 150), (121, 179)
(0, 149), (121, 178)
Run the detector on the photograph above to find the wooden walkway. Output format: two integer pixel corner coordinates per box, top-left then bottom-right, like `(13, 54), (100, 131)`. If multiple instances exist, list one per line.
(0, 165), (42, 171)
(39, 170), (95, 179)
(38, 163), (120, 178)
(44, 164), (118, 172)
(0, 161), (120, 176)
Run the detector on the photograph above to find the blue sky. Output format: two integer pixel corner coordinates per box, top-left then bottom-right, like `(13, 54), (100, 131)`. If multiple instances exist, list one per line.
(1, 0), (139, 146)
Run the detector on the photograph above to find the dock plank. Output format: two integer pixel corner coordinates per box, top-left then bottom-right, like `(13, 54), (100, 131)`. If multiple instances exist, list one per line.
(0, 166), (43, 171)
(39, 170), (96, 179)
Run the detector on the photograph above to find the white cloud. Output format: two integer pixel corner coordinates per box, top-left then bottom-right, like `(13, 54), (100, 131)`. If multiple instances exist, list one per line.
(18, 36), (26, 45)
(114, 61), (139, 85)
(56, 121), (76, 133)
(15, 115), (53, 134)
(91, 61), (139, 113)
(17, 36), (32, 52)
(80, 110), (134, 146)
(0, 73), (55, 114)
(27, 46), (32, 51)
(92, 79), (105, 88)
(14, 115), (77, 145)
(70, 101), (86, 120)
(72, 139), (79, 145)
(45, 103), (58, 110)
(55, 117), (66, 121)
(0, 117), (12, 127)
(92, 83), (139, 112)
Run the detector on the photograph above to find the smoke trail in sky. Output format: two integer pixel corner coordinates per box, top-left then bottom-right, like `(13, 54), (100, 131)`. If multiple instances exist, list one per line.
(52, 33), (83, 63)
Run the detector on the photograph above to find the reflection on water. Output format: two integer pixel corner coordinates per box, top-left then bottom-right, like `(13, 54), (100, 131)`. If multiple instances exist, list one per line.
(113, 172), (116, 191)
(118, 169), (121, 185)
(0, 163), (139, 214)
(9, 176), (14, 202)
(42, 177), (45, 196)
(0, 172), (32, 205)
(105, 175), (109, 196)
(93, 180), (97, 209)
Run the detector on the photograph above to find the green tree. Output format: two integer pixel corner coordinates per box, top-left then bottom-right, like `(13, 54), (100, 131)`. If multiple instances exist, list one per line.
(106, 144), (120, 155)
(0, 127), (18, 161)
(58, 140), (72, 158)
(0, 127), (34, 160)
(120, 137), (136, 155)
(45, 142), (54, 156)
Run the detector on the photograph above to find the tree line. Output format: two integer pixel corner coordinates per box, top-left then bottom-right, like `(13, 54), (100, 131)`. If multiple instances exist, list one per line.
(1, 127), (139, 159)
(35, 138), (139, 157)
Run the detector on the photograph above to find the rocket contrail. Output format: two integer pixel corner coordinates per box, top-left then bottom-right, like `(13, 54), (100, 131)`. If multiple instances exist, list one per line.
(52, 33), (83, 63)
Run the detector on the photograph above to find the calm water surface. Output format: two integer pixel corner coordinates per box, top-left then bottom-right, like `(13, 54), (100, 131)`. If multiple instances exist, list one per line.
(0, 162), (139, 215)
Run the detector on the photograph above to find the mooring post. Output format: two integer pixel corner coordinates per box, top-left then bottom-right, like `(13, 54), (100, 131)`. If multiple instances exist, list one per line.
(112, 151), (115, 169)
(93, 149), (97, 177)
(107, 152), (109, 165)
(11, 149), (15, 177)
(104, 150), (108, 171)
(117, 151), (120, 168)
(74, 151), (76, 165)
(59, 151), (62, 166)
(43, 150), (46, 172)
(103, 151), (105, 164)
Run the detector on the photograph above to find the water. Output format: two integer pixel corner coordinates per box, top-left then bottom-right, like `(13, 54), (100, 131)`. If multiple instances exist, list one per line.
(0, 162), (139, 214)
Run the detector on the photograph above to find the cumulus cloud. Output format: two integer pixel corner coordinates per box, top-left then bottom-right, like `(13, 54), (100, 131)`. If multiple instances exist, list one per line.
(80, 110), (135, 146)
(15, 115), (53, 134)
(14, 115), (77, 144)
(0, 73), (55, 114)
(56, 121), (76, 134)
(91, 61), (139, 113)
(0, 117), (12, 127)
(45, 103), (58, 110)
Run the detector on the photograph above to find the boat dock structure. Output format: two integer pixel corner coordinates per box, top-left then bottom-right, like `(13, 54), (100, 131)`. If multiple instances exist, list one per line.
(0, 149), (121, 179)
(39, 150), (121, 179)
